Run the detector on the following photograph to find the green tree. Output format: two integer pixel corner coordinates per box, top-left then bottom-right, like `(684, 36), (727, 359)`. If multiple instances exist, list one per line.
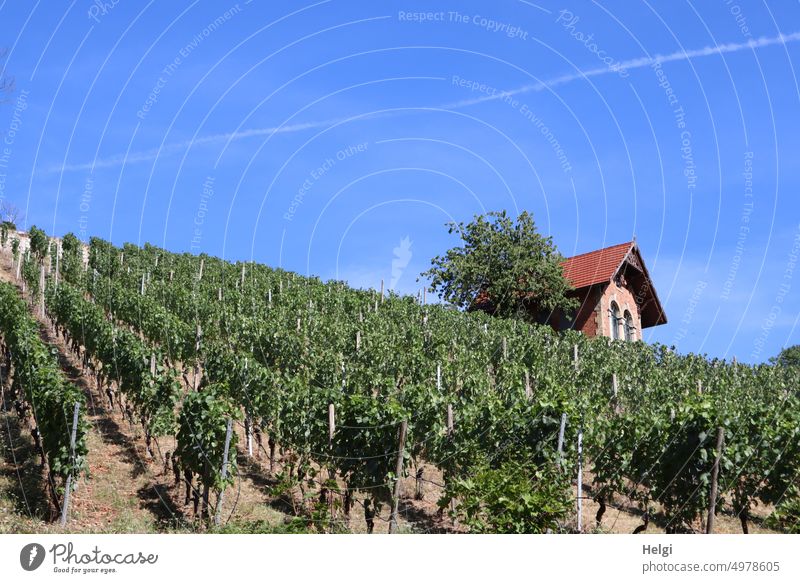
(0, 221), (11, 247)
(59, 232), (83, 284)
(422, 210), (577, 322)
(28, 224), (48, 261)
(771, 345), (800, 368)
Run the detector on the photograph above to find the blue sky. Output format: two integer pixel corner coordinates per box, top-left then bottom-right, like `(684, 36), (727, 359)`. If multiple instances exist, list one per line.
(1, 0), (799, 363)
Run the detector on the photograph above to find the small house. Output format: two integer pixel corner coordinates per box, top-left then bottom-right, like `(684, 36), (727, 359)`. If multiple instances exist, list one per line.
(559, 240), (666, 340)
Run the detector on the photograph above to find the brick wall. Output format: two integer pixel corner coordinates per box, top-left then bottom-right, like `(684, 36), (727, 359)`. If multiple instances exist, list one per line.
(598, 277), (642, 340)
(570, 286), (602, 336)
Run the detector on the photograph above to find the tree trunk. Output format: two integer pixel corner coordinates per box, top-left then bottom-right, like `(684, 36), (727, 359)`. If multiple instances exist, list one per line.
(184, 470), (193, 505)
(595, 495), (606, 527)
(268, 436), (276, 474)
(343, 489), (352, 519)
(415, 467), (424, 500)
(633, 512), (649, 534)
(201, 484), (210, 521)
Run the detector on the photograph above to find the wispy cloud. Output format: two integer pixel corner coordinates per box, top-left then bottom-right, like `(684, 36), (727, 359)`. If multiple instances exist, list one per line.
(46, 31), (800, 174)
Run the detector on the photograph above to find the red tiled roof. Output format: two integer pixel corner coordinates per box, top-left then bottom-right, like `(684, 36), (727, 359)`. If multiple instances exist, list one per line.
(561, 241), (633, 289)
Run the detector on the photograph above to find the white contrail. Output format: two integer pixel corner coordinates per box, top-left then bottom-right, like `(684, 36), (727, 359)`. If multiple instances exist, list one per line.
(443, 31), (800, 108)
(45, 117), (357, 173)
(46, 31), (800, 174)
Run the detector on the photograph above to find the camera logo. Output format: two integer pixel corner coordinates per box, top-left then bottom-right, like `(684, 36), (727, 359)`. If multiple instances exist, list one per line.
(20, 543), (46, 571)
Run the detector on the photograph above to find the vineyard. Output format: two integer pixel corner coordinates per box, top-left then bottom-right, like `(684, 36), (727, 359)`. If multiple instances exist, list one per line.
(1, 227), (799, 534)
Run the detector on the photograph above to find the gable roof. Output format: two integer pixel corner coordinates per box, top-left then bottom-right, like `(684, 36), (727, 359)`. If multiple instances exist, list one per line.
(561, 241), (633, 289)
(561, 241), (667, 328)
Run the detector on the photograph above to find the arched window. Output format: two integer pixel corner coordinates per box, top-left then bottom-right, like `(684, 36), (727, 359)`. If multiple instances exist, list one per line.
(609, 302), (621, 340)
(624, 311), (635, 342)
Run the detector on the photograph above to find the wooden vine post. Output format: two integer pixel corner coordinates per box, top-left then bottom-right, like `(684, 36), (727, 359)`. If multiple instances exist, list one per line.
(244, 416), (253, 458)
(328, 403), (335, 446)
(577, 427), (584, 533)
(194, 324), (202, 390)
(446, 403), (457, 518)
(706, 426), (725, 534)
(446, 404), (454, 436)
(244, 359), (253, 458)
(54, 245), (60, 290)
(214, 418), (234, 526)
(557, 413), (567, 462)
(388, 419), (408, 534)
(39, 263), (46, 317)
(60, 402), (81, 526)
(573, 344), (583, 533)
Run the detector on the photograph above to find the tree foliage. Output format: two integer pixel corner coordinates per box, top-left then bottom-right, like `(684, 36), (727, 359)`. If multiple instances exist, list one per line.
(449, 459), (571, 533)
(59, 232), (83, 284)
(771, 345), (800, 368)
(28, 224), (48, 260)
(422, 211), (578, 322)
